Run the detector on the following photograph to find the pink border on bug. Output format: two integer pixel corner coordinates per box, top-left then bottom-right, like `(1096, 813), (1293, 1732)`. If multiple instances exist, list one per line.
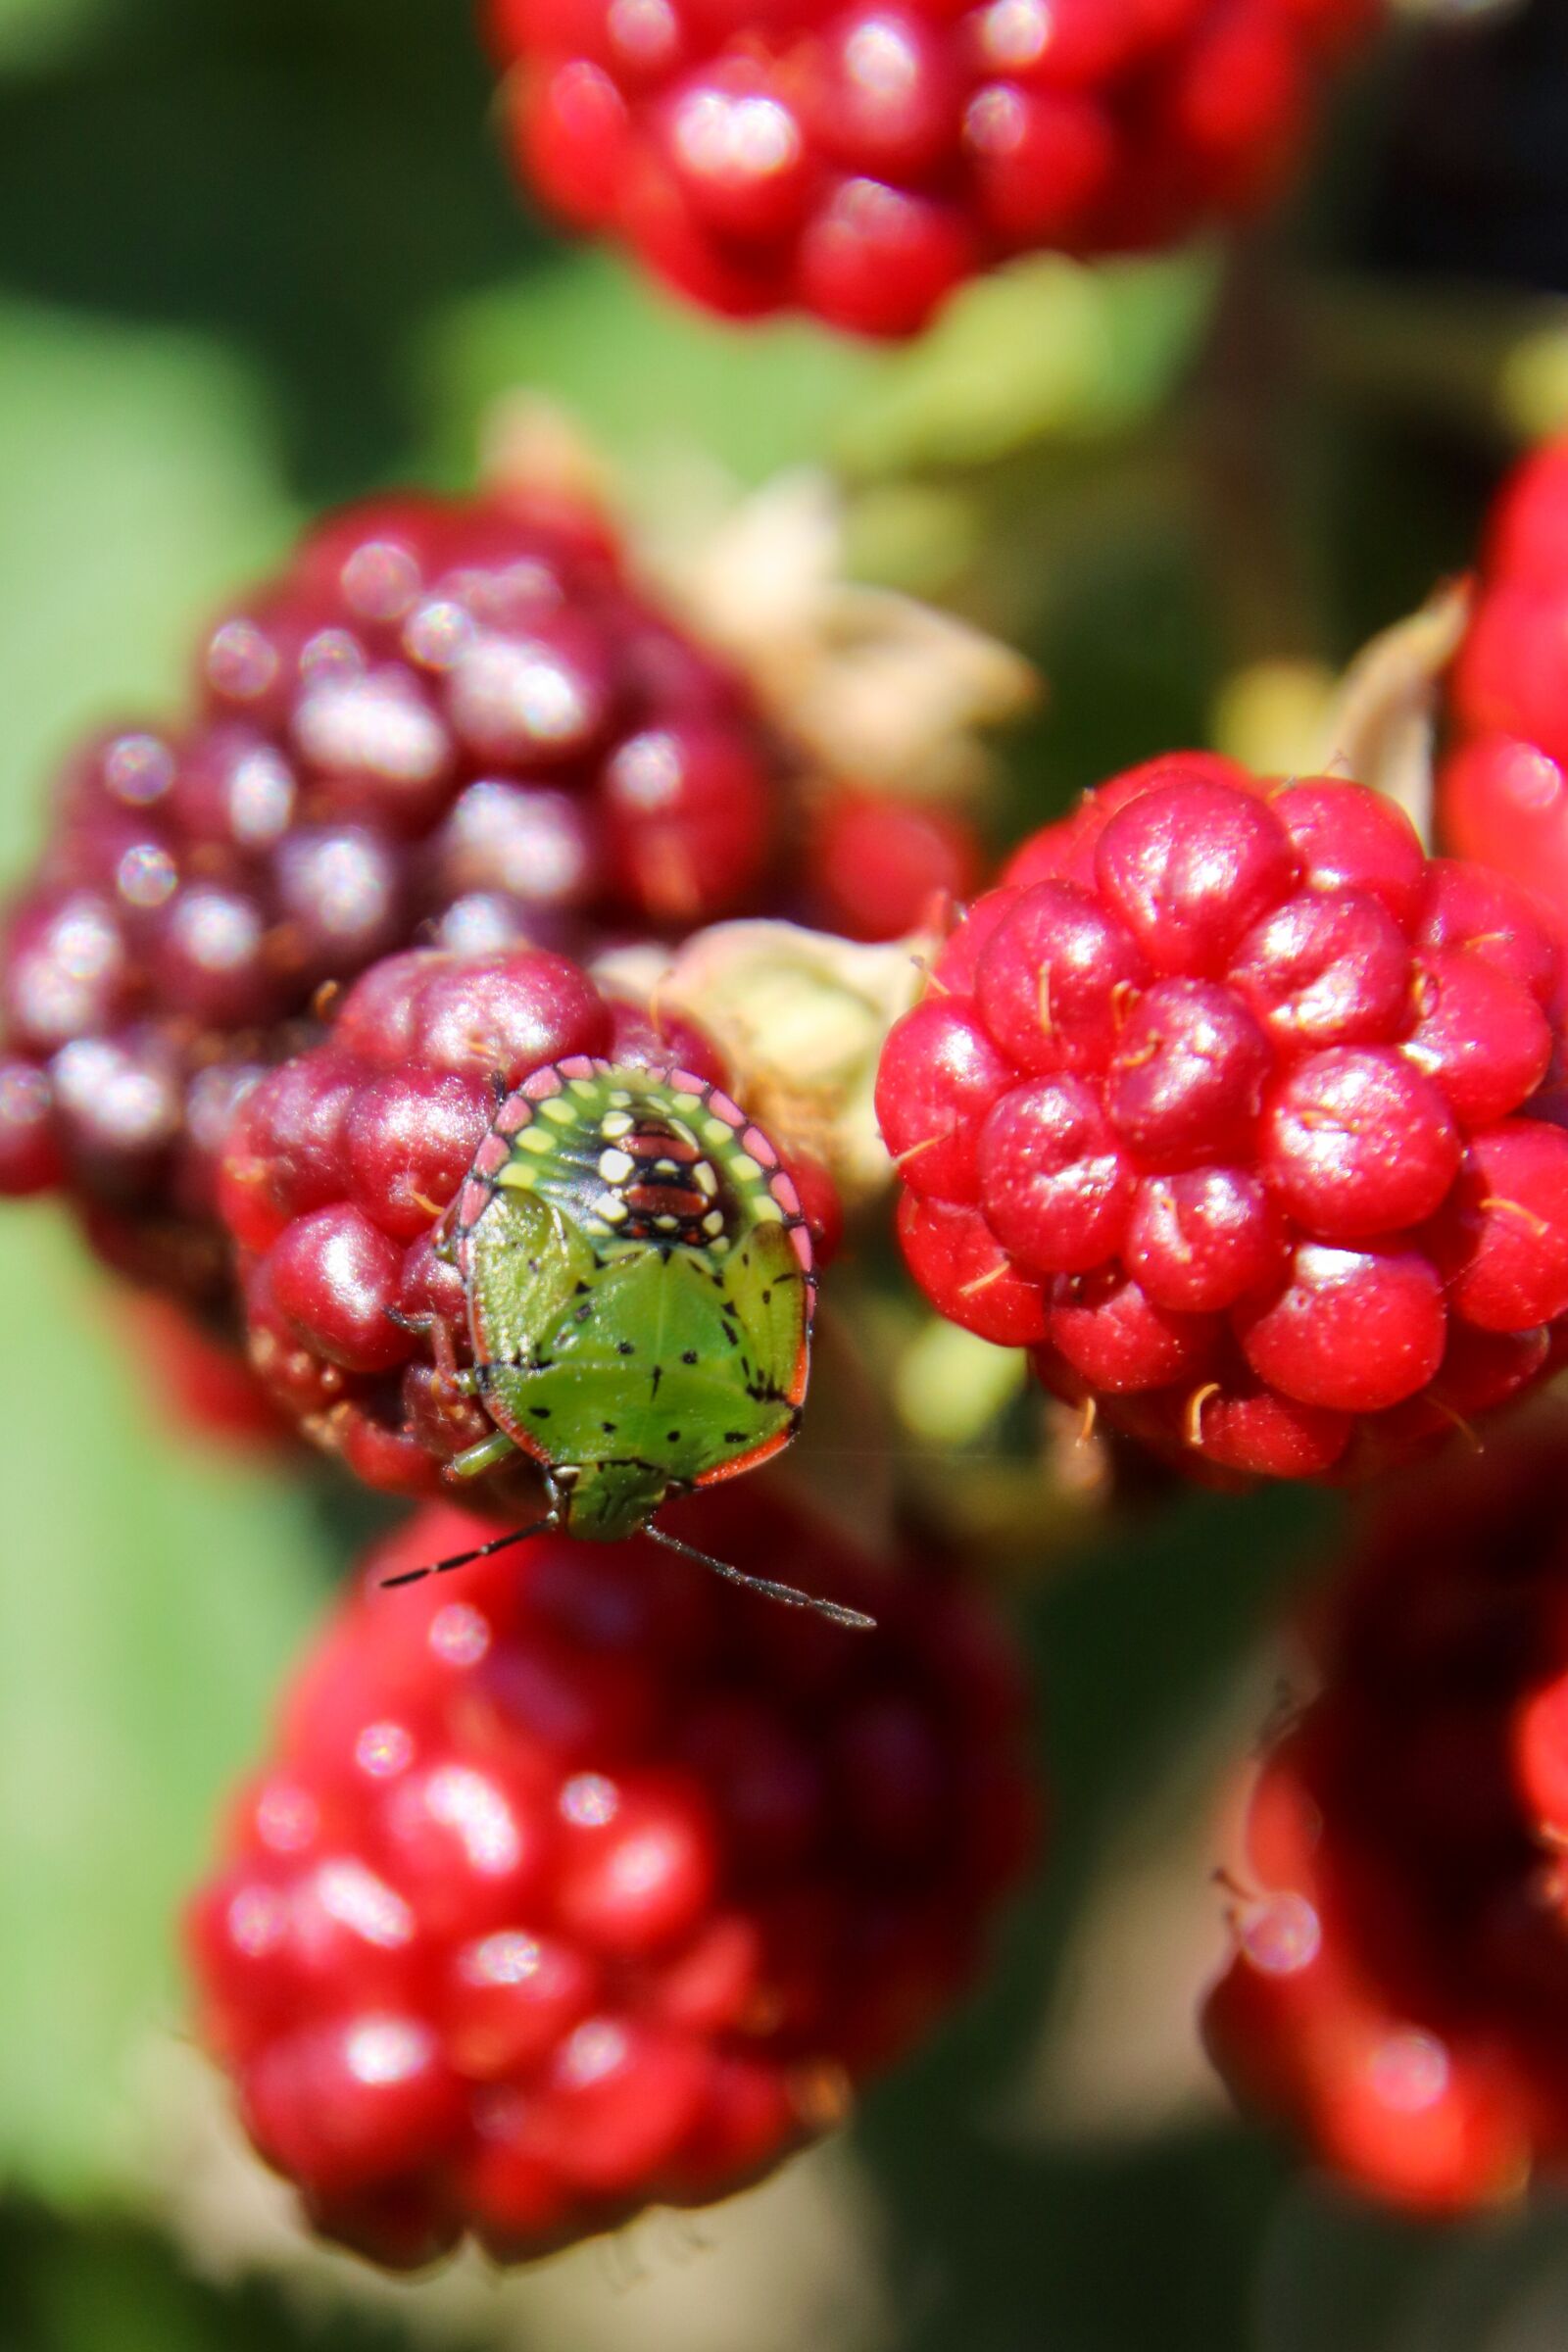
(455, 1056), (816, 1285)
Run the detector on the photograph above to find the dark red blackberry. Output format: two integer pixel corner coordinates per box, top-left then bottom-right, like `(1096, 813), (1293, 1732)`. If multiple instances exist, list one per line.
(877, 755), (1568, 1482)
(1203, 1414), (1568, 2212)
(0, 488), (931, 1329)
(485, 0), (1381, 337)
(185, 1488), (1039, 2269)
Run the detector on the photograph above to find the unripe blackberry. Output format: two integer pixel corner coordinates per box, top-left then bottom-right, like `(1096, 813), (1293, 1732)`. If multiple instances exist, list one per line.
(185, 1491), (1039, 2269)
(1202, 1415), (1568, 2212)
(877, 755), (1568, 1482)
(0, 488), (929, 1327)
(484, 0), (1380, 336)
(1441, 440), (1568, 926)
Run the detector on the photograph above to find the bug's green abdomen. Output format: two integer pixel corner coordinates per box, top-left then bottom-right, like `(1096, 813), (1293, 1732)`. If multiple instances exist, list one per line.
(453, 1058), (814, 1538)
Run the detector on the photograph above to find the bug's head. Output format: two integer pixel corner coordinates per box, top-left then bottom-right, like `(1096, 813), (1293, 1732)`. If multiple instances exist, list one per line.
(551, 1458), (671, 1544)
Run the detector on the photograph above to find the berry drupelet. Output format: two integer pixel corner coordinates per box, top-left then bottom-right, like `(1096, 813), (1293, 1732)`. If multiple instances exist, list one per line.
(185, 1492), (1039, 2270)
(1442, 438), (1568, 925)
(878, 753), (1568, 1483)
(1203, 1414), (1568, 2213)
(0, 486), (954, 1331)
(484, 0), (1380, 337)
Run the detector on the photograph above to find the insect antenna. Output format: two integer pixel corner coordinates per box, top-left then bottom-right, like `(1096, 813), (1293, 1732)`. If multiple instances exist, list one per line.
(645, 1522), (876, 1632)
(379, 1511), (561, 1591)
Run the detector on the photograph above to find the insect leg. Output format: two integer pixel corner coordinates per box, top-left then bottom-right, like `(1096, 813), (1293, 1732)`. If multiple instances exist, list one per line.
(385, 1304), (465, 1390)
(379, 1508), (561, 1590)
(446, 1430), (516, 1479)
(645, 1523), (875, 1632)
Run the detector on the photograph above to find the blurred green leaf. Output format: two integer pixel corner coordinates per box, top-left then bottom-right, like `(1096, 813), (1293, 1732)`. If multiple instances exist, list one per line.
(2, 2199), (426, 2352)
(0, 1214), (331, 2202)
(422, 248), (879, 488)
(0, 0), (115, 73)
(1259, 2180), (1568, 2352)
(0, 0), (534, 496)
(833, 248), (1222, 480)
(0, 301), (294, 879)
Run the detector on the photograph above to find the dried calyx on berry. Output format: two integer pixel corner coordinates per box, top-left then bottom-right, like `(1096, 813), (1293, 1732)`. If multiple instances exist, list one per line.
(1442, 437), (1568, 925)
(878, 753), (1568, 1483)
(597, 916), (932, 1210)
(185, 1490), (1039, 2271)
(484, 0), (1382, 336)
(1203, 1412), (1568, 2213)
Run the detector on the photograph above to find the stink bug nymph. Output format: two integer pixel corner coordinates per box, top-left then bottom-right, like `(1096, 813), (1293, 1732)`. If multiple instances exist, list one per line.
(384, 1057), (871, 1629)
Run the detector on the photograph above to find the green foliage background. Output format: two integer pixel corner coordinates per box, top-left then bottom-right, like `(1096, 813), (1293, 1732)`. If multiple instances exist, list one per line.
(0, 4), (1562, 2346)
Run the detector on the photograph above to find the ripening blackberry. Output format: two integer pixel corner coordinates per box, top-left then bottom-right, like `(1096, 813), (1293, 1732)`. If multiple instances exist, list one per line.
(0, 488), (954, 1329)
(185, 1491), (1039, 2269)
(484, 0), (1381, 337)
(878, 753), (1568, 1483)
(1203, 1413), (1568, 2212)
(1442, 438), (1568, 928)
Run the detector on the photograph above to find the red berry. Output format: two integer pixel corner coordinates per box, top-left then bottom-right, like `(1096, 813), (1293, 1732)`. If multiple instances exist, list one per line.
(883, 757), (1568, 1480)
(1228, 888), (1412, 1055)
(1272, 778), (1428, 923)
(1429, 1121), (1568, 1332)
(809, 792), (982, 943)
(874, 996), (1015, 1204)
(487, 0), (1380, 333)
(185, 1489), (1038, 2268)
(1094, 777), (1298, 975)
(977, 1073), (1134, 1273)
(1442, 437), (1568, 934)
(895, 1190), (1049, 1344)
(1232, 1240), (1446, 1414)
(1046, 1264), (1218, 1393)
(1122, 1165), (1285, 1312)
(1202, 1415), (1568, 2211)
(1260, 1048), (1459, 1241)
(1104, 978), (1268, 1166)
(0, 1060), (62, 1196)
(976, 881), (1148, 1076)
(266, 1204), (411, 1376)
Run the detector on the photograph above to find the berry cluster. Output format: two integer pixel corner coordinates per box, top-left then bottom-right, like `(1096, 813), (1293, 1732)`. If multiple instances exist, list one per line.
(0, 488), (958, 1324)
(1203, 1415), (1568, 2212)
(878, 754), (1568, 1482)
(218, 942), (746, 1500)
(1442, 438), (1568, 927)
(186, 1493), (1038, 2268)
(485, 0), (1379, 337)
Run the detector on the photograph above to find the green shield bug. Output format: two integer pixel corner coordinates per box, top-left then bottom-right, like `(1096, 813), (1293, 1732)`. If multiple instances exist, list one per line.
(384, 1056), (871, 1629)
